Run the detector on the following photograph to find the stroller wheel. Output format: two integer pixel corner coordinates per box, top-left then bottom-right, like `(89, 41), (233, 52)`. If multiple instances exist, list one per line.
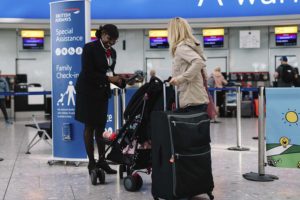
(119, 165), (126, 179)
(124, 175), (137, 192)
(132, 173), (143, 191)
(97, 169), (105, 184)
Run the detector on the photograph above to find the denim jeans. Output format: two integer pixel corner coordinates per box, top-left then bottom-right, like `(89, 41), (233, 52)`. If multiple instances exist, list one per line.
(0, 99), (8, 121)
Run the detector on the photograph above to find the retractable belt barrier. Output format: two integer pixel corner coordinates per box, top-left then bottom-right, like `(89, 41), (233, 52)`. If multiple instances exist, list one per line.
(0, 91), (52, 120)
(0, 91), (51, 96)
(208, 87), (259, 151)
(209, 87), (279, 182)
(208, 87), (259, 92)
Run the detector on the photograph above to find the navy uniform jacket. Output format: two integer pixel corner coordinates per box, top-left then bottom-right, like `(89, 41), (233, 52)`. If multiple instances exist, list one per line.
(75, 39), (116, 126)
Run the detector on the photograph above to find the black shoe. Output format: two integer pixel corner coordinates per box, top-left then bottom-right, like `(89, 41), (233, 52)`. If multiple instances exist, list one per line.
(88, 162), (96, 175)
(89, 168), (98, 185)
(97, 161), (117, 174)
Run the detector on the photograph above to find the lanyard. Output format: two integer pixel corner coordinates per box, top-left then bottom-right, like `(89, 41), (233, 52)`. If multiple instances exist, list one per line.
(99, 39), (112, 66)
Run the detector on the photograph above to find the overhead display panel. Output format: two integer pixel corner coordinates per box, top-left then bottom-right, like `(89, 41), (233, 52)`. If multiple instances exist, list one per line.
(21, 30), (45, 49)
(149, 30), (169, 49)
(275, 26), (298, 46)
(0, 0), (299, 20)
(203, 28), (224, 48)
(90, 30), (97, 41)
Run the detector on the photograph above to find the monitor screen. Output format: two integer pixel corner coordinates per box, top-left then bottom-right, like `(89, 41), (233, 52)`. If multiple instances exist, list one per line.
(91, 30), (97, 41)
(275, 33), (297, 46)
(91, 37), (97, 42)
(23, 37), (44, 49)
(16, 74), (27, 84)
(149, 37), (169, 49)
(203, 35), (224, 48)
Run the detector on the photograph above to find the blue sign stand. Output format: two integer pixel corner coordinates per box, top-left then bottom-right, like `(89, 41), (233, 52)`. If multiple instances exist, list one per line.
(125, 88), (138, 106)
(50, 0), (90, 161)
(105, 96), (115, 134)
(104, 87), (137, 135)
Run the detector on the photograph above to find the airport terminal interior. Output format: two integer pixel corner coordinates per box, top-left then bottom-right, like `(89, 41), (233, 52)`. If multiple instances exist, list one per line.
(1, 0), (300, 200)
(1, 117), (300, 200)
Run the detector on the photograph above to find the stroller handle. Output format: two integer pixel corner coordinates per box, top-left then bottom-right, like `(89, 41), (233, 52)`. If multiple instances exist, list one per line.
(125, 70), (144, 84)
(163, 76), (172, 83)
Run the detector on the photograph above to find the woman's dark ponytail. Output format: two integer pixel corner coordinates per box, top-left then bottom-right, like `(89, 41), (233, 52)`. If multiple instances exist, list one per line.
(95, 26), (103, 39)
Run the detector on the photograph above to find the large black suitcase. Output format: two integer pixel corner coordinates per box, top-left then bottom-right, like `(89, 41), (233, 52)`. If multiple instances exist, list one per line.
(151, 110), (214, 200)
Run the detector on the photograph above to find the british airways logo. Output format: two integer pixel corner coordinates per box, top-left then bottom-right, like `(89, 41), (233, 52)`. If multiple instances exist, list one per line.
(198, 0), (299, 7)
(64, 8), (80, 14)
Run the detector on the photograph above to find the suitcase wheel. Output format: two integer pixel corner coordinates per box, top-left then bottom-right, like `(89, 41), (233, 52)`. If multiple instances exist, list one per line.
(124, 173), (143, 192)
(97, 169), (105, 184)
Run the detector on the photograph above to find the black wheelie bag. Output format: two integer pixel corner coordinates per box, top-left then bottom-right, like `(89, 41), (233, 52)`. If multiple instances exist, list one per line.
(151, 84), (214, 200)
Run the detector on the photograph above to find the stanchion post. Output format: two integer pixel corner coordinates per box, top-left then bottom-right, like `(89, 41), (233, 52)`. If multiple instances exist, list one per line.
(113, 88), (120, 131)
(121, 89), (126, 125)
(213, 89), (217, 107)
(175, 85), (179, 109)
(258, 86), (265, 175)
(243, 86), (279, 182)
(228, 86), (250, 151)
(10, 92), (15, 120)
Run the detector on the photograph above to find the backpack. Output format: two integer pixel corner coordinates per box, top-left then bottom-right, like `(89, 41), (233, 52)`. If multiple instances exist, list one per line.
(281, 65), (295, 83)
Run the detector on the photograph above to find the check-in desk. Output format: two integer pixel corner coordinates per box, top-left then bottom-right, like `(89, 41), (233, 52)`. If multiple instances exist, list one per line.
(14, 84), (45, 111)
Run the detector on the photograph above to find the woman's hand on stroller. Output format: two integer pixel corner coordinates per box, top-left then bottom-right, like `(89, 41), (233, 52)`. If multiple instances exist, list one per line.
(169, 77), (179, 86)
(108, 76), (126, 89)
(108, 75), (120, 83)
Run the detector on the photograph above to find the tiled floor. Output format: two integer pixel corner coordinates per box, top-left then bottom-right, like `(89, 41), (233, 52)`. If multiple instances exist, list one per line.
(0, 116), (299, 200)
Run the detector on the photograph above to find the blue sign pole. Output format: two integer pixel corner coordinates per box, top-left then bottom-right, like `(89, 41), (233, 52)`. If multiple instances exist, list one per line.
(50, 0), (90, 161)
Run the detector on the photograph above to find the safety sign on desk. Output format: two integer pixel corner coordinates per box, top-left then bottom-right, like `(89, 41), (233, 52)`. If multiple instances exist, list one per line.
(266, 88), (300, 168)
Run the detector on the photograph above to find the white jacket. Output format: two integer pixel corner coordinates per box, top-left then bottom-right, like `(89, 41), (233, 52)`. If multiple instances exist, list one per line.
(172, 41), (209, 108)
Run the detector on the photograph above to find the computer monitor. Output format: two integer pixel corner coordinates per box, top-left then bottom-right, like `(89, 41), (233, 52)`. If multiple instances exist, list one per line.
(16, 74), (27, 84)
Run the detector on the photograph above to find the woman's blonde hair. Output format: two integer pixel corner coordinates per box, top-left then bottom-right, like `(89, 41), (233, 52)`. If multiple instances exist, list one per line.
(214, 67), (221, 72)
(168, 17), (198, 57)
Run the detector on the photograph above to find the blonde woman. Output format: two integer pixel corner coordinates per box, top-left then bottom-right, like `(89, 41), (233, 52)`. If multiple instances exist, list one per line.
(168, 17), (209, 112)
(212, 66), (227, 88)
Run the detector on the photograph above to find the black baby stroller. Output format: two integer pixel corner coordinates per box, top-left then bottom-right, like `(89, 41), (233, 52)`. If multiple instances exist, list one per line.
(105, 77), (174, 192)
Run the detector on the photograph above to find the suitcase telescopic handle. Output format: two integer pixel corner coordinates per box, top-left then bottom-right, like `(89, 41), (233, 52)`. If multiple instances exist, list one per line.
(163, 82), (179, 111)
(175, 86), (179, 109)
(163, 82), (168, 111)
